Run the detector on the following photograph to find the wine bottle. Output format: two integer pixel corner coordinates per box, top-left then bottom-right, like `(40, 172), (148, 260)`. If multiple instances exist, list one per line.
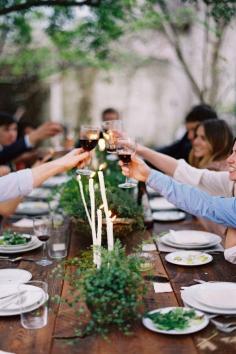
(137, 181), (153, 229)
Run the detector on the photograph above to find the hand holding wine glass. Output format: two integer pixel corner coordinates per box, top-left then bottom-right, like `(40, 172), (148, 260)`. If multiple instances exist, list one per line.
(102, 120), (123, 153)
(119, 155), (151, 183)
(77, 125), (100, 176)
(116, 137), (137, 189)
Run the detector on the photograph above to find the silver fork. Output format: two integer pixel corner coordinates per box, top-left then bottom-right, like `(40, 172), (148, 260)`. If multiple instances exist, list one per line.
(211, 319), (236, 333)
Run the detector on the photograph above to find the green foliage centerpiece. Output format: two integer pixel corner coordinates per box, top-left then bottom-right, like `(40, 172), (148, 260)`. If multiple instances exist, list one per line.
(54, 241), (146, 337)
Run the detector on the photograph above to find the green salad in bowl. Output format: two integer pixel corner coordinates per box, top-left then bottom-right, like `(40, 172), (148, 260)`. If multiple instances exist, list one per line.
(0, 230), (32, 247)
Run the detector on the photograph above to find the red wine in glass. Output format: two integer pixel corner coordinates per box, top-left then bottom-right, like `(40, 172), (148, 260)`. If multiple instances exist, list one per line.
(118, 153), (131, 164)
(79, 139), (98, 151)
(77, 125), (100, 176)
(37, 235), (50, 242)
(117, 137), (137, 189)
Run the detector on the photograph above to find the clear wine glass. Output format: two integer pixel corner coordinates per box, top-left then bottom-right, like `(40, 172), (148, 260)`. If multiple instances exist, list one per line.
(102, 120), (123, 154)
(33, 216), (52, 266)
(117, 137), (137, 189)
(76, 125), (100, 176)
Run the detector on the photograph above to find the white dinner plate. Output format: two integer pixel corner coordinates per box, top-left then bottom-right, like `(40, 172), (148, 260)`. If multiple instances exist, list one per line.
(149, 198), (178, 211)
(181, 284), (236, 315)
(152, 211), (186, 222)
(0, 269), (32, 284)
(194, 282), (236, 310)
(15, 202), (49, 216)
(0, 236), (42, 254)
(162, 231), (221, 249)
(27, 188), (52, 200)
(165, 251), (213, 267)
(142, 307), (209, 335)
(0, 234), (33, 250)
(167, 230), (215, 245)
(42, 175), (70, 188)
(0, 284), (48, 316)
(146, 186), (159, 197)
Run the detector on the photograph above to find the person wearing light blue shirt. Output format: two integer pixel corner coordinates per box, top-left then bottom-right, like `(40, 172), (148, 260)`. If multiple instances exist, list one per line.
(119, 156), (236, 229)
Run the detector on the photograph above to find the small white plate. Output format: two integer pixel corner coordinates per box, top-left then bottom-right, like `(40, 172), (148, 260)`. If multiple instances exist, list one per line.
(0, 269), (32, 284)
(0, 236), (42, 254)
(165, 251), (213, 266)
(142, 307), (209, 335)
(152, 211), (186, 222)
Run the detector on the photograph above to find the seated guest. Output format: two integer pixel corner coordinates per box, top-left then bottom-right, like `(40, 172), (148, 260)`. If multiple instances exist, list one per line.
(101, 108), (120, 122)
(188, 119), (233, 170)
(156, 104), (218, 161)
(0, 112), (62, 165)
(0, 148), (90, 217)
(119, 145), (236, 264)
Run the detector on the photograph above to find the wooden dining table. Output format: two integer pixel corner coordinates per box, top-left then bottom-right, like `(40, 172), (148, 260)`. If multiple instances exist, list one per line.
(0, 215), (236, 354)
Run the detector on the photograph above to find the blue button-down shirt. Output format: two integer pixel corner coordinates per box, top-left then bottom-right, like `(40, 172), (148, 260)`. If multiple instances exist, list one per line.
(147, 170), (236, 228)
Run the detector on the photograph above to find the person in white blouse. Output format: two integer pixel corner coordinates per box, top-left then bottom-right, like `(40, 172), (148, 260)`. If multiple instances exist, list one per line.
(0, 148), (90, 214)
(136, 141), (236, 264)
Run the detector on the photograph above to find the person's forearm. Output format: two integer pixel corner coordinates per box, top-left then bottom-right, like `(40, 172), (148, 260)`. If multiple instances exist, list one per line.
(0, 170), (33, 202)
(31, 159), (65, 187)
(147, 170), (236, 228)
(0, 197), (22, 216)
(137, 145), (177, 176)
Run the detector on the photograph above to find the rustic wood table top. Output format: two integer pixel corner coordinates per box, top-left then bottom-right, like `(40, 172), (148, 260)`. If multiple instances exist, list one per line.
(0, 216), (236, 354)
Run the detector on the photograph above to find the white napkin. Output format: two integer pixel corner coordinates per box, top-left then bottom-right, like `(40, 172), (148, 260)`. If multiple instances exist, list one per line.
(0, 350), (15, 354)
(153, 282), (173, 293)
(142, 243), (156, 252)
(169, 230), (209, 245)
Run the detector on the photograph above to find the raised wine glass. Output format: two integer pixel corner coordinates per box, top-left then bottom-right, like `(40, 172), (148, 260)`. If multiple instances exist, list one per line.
(76, 125), (100, 176)
(33, 216), (52, 266)
(102, 120), (123, 152)
(117, 137), (137, 189)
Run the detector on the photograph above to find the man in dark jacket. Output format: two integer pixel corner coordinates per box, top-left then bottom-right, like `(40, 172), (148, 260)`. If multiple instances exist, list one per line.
(0, 112), (62, 165)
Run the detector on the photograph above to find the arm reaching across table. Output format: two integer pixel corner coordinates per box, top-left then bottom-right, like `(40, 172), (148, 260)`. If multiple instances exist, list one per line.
(0, 148), (90, 203)
(119, 156), (236, 229)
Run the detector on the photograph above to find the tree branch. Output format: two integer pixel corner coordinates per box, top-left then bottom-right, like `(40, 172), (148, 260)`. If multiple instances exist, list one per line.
(208, 22), (227, 105)
(158, 2), (204, 101)
(0, 0), (100, 16)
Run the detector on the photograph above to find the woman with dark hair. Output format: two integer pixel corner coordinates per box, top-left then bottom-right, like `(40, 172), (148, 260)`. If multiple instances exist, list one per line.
(120, 138), (236, 264)
(188, 119), (233, 170)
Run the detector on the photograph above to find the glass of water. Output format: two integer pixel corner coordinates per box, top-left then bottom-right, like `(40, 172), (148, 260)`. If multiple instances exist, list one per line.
(18, 281), (48, 329)
(48, 225), (69, 259)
